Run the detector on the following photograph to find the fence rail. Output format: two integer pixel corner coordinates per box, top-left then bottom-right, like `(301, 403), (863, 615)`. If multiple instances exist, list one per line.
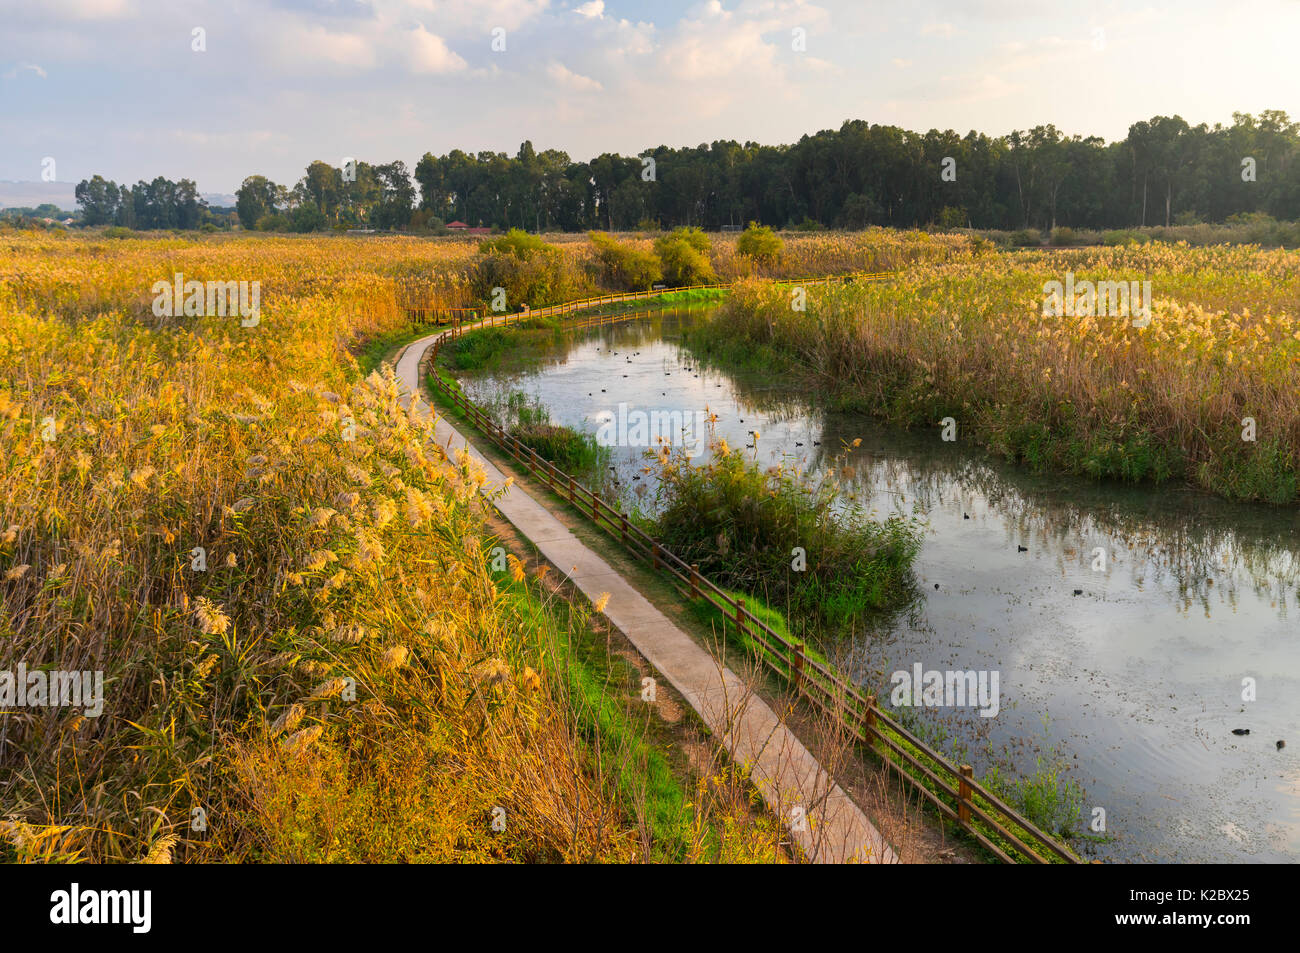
(410, 273), (1085, 865)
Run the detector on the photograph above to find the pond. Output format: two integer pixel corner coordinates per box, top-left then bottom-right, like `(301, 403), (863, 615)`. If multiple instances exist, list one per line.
(452, 306), (1300, 863)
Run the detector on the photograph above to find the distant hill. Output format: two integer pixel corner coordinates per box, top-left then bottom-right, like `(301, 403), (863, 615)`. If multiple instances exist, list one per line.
(0, 181), (237, 213)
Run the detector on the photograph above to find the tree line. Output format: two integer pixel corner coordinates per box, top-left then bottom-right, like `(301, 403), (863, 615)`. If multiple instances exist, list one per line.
(76, 110), (1300, 233)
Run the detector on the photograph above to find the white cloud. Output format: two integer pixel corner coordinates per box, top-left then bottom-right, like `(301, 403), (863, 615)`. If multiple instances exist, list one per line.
(407, 24), (468, 73)
(891, 58), (911, 68)
(574, 0), (604, 17)
(607, 18), (655, 56)
(547, 61), (602, 91)
(290, 25), (379, 69)
(3, 62), (48, 78)
(921, 21), (955, 36)
(404, 0), (550, 32)
(800, 55), (836, 73)
(37, 0), (132, 19)
(659, 4), (779, 82)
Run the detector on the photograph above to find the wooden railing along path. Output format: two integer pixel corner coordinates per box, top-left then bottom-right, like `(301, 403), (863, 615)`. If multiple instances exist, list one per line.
(410, 274), (1085, 865)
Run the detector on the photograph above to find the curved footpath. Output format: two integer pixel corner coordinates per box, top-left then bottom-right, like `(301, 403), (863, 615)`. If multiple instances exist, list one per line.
(394, 315), (896, 864)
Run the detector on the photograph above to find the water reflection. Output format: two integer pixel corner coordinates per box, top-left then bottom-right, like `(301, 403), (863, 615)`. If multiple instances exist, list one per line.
(453, 306), (1300, 863)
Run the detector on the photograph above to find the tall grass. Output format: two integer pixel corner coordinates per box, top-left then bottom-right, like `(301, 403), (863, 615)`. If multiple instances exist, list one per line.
(707, 241), (1300, 502)
(0, 231), (803, 863)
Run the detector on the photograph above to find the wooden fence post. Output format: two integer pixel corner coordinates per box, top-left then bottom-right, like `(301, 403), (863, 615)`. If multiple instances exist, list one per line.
(864, 694), (877, 743)
(568, 476), (576, 504)
(690, 564), (700, 599)
(958, 765), (974, 825)
(793, 642), (805, 693)
(652, 542), (660, 570)
(620, 512), (628, 545)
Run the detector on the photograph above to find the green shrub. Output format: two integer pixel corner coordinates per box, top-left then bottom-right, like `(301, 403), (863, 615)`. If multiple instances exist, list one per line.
(290, 205), (328, 233)
(735, 222), (783, 266)
(1102, 229), (1142, 246)
(505, 393), (613, 488)
(654, 228), (716, 286)
(937, 207), (967, 229)
(473, 230), (577, 308)
(589, 231), (663, 290)
(651, 442), (920, 627)
(479, 227), (549, 259)
(1009, 228), (1041, 247)
(254, 213), (290, 232)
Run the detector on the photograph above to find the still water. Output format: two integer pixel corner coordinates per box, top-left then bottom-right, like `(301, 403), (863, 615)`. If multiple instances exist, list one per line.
(454, 307), (1300, 863)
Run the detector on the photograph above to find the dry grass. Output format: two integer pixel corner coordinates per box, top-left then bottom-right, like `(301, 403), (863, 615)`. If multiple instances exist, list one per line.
(713, 240), (1300, 501)
(5, 230), (914, 863)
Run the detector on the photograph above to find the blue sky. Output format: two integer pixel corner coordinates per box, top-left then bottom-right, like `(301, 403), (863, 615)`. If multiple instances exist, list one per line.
(2, 0), (1298, 194)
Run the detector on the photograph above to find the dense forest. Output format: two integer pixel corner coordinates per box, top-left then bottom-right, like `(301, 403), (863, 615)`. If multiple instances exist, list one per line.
(74, 110), (1300, 233)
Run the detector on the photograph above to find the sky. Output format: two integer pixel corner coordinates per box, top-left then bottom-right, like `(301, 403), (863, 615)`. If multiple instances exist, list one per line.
(2, 0), (1298, 195)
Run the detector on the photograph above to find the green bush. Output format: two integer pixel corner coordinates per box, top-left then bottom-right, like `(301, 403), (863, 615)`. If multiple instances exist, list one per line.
(735, 222), (783, 266)
(651, 443), (920, 627)
(589, 231), (663, 290)
(504, 393), (613, 489)
(1009, 228), (1041, 247)
(937, 207), (967, 229)
(254, 213), (290, 232)
(473, 230), (575, 308)
(290, 205), (328, 233)
(654, 227), (716, 286)
(479, 227), (549, 259)
(1102, 229), (1143, 246)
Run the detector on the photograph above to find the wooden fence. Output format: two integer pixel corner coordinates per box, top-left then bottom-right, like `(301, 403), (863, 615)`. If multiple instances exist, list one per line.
(411, 275), (1085, 865)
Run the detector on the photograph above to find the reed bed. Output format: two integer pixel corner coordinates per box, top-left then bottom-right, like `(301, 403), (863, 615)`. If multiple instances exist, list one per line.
(0, 231), (831, 862)
(709, 241), (1300, 502)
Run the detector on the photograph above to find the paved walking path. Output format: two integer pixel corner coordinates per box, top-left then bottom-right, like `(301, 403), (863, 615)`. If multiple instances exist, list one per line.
(394, 324), (896, 864)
